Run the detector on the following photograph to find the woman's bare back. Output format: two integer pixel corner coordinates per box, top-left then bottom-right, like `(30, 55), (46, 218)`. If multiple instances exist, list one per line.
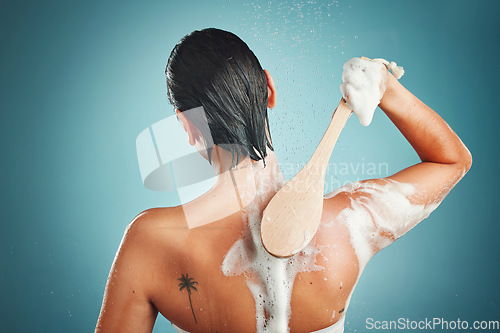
(134, 196), (359, 333)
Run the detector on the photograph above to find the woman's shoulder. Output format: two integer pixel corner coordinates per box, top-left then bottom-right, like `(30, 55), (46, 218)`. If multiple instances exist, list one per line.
(128, 206), (189, 233)
(119, 206), (191, 259)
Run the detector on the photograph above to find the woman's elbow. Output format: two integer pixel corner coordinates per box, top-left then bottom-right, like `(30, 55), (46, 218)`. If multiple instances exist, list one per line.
(459, 145), (473, 175)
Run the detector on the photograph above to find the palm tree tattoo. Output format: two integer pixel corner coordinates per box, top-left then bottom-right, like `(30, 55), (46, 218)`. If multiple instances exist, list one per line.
(178, 273), (199, 324)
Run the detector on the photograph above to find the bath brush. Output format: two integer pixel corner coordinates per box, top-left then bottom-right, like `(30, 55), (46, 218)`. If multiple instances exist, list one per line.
(260, 98), (352, 257)
(260, 57), (404, 258)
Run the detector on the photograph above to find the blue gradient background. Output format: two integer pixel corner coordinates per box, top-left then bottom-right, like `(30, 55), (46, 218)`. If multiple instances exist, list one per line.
(1, 0), (499, 332)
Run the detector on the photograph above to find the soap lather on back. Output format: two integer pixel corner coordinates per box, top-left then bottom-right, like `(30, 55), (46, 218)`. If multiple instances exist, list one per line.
(155, 163), (361, 332)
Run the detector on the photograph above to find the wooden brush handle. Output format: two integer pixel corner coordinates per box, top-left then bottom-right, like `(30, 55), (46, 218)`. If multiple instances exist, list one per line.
(260, 99), (352, 258)
(307, 99), (352, 180)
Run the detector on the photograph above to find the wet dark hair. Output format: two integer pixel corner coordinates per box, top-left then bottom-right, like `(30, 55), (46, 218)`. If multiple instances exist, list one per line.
(166, 28), (273, 166)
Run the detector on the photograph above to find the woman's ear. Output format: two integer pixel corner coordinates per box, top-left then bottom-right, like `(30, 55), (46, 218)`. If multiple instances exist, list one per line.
(264, 69), (276, 109)
(175, 109), (201, 146)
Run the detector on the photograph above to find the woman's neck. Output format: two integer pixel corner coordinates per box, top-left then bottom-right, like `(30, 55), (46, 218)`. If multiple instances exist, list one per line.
(181, 146), (283, 229)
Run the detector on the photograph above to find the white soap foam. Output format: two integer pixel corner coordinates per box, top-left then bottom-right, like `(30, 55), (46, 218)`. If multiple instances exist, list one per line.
(340, 57), (403, 126)
(323, 179), (439, 268)
(221, 155), (324, 332)
(316, 180), (440, 332)
(221, 156), (439, 332)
